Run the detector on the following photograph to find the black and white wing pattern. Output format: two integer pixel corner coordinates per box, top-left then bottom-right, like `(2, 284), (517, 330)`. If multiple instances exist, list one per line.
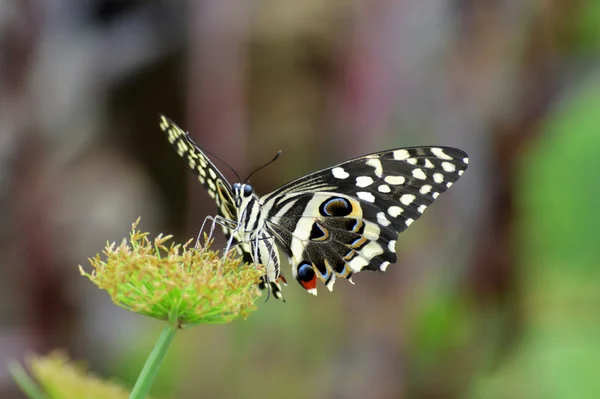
(260, 147), (468, 294)
(159, 114), (468, 299)
(158, 115), (251, 262)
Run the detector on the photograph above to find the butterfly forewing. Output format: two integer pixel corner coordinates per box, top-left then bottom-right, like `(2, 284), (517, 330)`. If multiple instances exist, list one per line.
(158, 115), (253, 262)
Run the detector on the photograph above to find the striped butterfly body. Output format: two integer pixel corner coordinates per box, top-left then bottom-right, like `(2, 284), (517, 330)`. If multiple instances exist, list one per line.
(159, 115), (468, 300)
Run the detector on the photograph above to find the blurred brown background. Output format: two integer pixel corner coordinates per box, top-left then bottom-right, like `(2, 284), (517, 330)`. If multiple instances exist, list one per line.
(2, 0), (600, 398)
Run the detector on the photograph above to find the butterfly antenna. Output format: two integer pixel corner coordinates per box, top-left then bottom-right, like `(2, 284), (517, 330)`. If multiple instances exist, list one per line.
(245, 150), (282, 183)
(200, 147), (242, 182)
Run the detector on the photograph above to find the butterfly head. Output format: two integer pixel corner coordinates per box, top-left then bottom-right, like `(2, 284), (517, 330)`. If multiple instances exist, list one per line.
(232, 182), (255, 206)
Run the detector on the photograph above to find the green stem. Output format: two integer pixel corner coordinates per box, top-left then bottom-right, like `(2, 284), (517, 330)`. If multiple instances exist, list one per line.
(8, 362), (47, 399)
(129, 324), (178, 399)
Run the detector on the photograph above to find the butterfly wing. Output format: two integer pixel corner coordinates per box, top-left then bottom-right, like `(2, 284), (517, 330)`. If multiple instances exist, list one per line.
(261, 147), (468, 294)
(158, 115), (253, 262)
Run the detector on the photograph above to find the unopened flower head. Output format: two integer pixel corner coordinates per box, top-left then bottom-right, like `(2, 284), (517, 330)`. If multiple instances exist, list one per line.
(26, 351), (131, 399)
(80, 219), (263, 326)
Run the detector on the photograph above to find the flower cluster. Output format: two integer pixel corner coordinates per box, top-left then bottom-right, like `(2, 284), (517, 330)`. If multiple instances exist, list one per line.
(80, 220), (263, 326)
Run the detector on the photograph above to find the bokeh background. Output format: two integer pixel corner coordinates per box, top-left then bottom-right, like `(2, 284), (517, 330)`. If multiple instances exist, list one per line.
(2, 1), (600, 398)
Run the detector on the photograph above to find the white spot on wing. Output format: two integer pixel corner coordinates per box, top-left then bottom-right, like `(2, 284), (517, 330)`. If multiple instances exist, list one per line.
(362, 242), (384, 258)
(363, 222), (381, 240)
(356, 176), (374, 187)
(442, 162), (456, 172)
(388, 240), (396, 253)
(384, 175), (406, 185)
(326, 277), (336, 292)
(349, 257), (369, 272)
(366, 158), (383, 178)
(446, 182), (453, 188)
(406, 158), (418, 165)
(377, 212), (391, 226)
(463, 157), (469, 164)
(332, 167), (349, 179)
(412, 168), (427, 180)
(159, 116), (169, 130)
(378, 184), (391, 193)
(176, 141), (187, 155)
(405, 218), (414, 226)
(209, 169), (217, 179)
(380, 261), (390, 271)
(400, 194), (416, 206)
(393, 149), (410, 160)
(424, 159), (435, 168)
(458, 170), (464, 176)
(387, 206), (403, 217)
(357, 191), (376, 203)
(307, 288), (318, 296)
(432, 192), (439, 199)
(431, 147), (453, 160)
(419, 185), (432, 194)
(433, 173), (444, 184)
(418, 204), (427, 213)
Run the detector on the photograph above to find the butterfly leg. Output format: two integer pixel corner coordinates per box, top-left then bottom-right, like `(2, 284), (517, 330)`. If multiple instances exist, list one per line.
(196, 215), (237, 248)
(223, 206), (247, 257)
(223, 224), (241, 257)
(196, 216), (213, 245)
(207, 215), (237, 243)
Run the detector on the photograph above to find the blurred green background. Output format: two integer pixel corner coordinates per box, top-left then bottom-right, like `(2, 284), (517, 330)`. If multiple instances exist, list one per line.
(1, 1), (600, 398)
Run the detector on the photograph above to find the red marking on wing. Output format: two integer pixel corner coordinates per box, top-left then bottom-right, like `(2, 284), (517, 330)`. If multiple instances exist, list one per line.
(299, 273), (317, 291)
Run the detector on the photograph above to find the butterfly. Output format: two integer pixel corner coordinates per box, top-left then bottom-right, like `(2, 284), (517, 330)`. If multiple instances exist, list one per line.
(158, 115), (468, 300)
